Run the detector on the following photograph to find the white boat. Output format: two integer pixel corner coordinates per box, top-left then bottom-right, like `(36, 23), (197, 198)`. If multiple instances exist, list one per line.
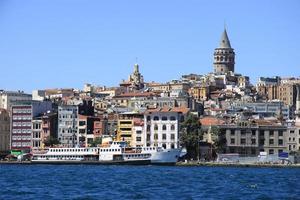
(31, 141), (181, 165)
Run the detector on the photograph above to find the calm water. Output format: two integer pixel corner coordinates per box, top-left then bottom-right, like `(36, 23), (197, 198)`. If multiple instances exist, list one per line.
(0, 164), (300, 200)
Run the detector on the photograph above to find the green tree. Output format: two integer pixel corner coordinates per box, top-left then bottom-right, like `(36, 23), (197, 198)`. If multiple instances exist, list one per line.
(210, 126), (226, 154)
(44, 136), (60, 147)
(180, 114), (202, 160)
(90, 137), (102, 147)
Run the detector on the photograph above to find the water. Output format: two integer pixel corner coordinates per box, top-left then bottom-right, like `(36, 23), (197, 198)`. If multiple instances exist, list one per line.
(0, 165), (300, 200)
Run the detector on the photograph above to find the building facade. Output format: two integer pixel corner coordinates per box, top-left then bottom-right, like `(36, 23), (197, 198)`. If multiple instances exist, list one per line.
(10, 101), (52, 151)
(143, 107), (189, 149)
(57, 105), (78, 147)
(0, 90), (32, 111)
(0, 109), (10, 151)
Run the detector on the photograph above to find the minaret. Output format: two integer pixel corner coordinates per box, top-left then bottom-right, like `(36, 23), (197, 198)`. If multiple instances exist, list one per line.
(295, 84), (300, 126)
(213, 28), (235, 74)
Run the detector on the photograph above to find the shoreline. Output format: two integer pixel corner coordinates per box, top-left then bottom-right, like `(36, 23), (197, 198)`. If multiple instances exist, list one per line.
(1, 160), (300, 168)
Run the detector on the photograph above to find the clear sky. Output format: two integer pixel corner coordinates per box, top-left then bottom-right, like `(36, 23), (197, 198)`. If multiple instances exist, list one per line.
(0, 0), (299, 92)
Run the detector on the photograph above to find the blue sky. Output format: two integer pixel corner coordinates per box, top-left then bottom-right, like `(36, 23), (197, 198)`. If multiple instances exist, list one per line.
(0, 0), (299, 92)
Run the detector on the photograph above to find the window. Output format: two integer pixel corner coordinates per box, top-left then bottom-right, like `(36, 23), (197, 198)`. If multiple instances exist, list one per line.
(259, 130), (264, 137)
(154, 134), (158, 140)
(269, 149), (274, 155)
(154, 124), (158, 131)
(171, 125), (175, 131)
(171, 134), (175, 140)
(269, 131), (274, 137)
(231, 130), (235, 136)
(162, 134), (166, 140)
(136, 137), (141, 142)
(171, 144), (175, 149)
(230, 138), (235, 144)
(162, 116), (168, 121)
(153, 116), (159, 121)
(251, 130), (256, 136)
(147, 125), (150, 132)
(278, 139), (283, 145)
(162, 144), (166, 149)
(241, 138), (246, 145)
(278, 131), (283, 137)
(241, 130), (246, 136)
(269, 139), (274, 145)
(162, 125), (167, 131)
(251, 139), (256, 145)
(147, 116), (151, 121)
(170, 116), (176, 121)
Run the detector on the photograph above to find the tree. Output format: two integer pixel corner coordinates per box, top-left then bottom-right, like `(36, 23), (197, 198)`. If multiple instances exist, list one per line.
(44, 136), (60, 147)
(180, 114), (203, 160)
(210, 126), (226, 154)
(90, 137), (102, 147)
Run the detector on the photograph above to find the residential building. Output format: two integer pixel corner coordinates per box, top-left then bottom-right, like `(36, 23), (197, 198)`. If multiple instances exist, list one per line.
(117, 112), (144, 147)
(219, 120), (288, 156)
(144, 107), (189, 149)
(10, 101), (52, 151)
(41, 112), (58, 147)
(57, 105), (78, 147)
(0, 109), (10, 151)
(32, 118), (42, 149)
(0, 90), (32, 111)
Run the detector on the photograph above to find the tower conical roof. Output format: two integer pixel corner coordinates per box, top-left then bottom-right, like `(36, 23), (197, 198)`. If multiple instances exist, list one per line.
(219, 29), (231, 48)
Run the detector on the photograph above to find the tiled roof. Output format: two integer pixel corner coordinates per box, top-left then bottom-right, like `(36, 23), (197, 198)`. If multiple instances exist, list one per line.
(200, 116), (226, 126)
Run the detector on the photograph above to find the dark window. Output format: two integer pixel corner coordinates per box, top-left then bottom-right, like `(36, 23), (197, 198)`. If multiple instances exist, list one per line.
(269, 139), (274, 145)
(171, 144), (175, 149)
(230, 138), (235, 144)
(146, 134), (150, 141)
(170, 116), (176, 121)
(278, 131), (283, 137)
(241, 130), (246, 136)
(269, 149), (274, 155)
(154, 124), (158, 131)
(162, 116), (168, 121)
(171, 125), (175, 131)
(251, 139), (256, 145)
(259, 139), (265, 146)
(241, 138), (246, 145)
(147, 125), (150, 132)
(162, 134), (166, 140)
(79, 121), (86, 126)
(269, 130), (274, 137)
(153, 116), (159, 121)
(259, 130), (264, 137)
(162, 125), (167, 131)
(162, 144), (166, 149)
(136, 137), (141, 142)
(252, 130), (256, 136)
(231, 130), (235, 136)
(146, 116), (151, 121)
(171, 134), (175, 140)
(278, 139), (283, 145)
(154, 134), (158, 140)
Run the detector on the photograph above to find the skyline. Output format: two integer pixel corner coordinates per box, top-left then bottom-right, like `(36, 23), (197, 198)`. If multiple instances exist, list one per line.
(0, 0), (300, 92)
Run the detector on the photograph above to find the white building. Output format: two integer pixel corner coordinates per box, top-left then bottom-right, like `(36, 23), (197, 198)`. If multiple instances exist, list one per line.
(144, 107), (189, 149)
(32, 119), (42, 149)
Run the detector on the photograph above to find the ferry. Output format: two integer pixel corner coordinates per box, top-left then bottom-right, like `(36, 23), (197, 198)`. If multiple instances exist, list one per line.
(31, 141), (182, 165)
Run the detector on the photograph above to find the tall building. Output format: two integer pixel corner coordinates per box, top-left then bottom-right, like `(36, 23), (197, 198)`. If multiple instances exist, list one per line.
(10, 101), (52, 151)
(57, 105), (78, 147)
(0, 109), (10, 151)
(296, 85), (300, 126)
(213, 29), (235, 74)
(0, 90), (32, 111)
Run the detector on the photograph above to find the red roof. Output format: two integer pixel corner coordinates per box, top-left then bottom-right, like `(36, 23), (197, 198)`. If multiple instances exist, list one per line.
(200, 116), (226, 126)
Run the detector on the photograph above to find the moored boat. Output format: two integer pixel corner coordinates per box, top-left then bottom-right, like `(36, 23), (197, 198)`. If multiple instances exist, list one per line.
(31, 141), (181, 165)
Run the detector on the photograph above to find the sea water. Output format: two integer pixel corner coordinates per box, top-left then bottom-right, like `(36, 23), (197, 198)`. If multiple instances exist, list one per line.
(0, 164), (299, 199)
